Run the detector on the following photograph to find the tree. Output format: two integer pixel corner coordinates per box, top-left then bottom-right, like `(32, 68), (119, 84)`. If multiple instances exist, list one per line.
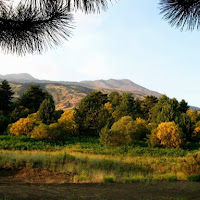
(0, 80), (14, 114)
(74, 91), (108, 135)
(37, 97), (55, 125)
(150, 121), (184, 148)
(58, 109), (78, 135)
(178, 99), (189, 113)
(17, 85), (50, 113)
(113, 93), (136, 120)
(108, 92), (122, 109)
(141, 95), (158, 119)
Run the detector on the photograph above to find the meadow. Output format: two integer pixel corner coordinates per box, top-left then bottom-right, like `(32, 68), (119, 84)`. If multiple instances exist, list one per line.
(0, 135), (200, 184)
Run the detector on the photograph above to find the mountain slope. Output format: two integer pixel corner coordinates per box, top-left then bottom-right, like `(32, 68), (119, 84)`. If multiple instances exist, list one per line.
(1, 73), (161, 97)
(80, 79), (160, 97)
(0, 73), (38, 82)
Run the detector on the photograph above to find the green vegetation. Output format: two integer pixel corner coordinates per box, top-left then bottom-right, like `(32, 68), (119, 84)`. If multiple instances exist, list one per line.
(1, 79), (200, 183)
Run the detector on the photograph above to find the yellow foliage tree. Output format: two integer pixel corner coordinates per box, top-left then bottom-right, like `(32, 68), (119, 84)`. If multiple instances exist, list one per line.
(104, 102), (113, 114)
(9, 118), (35, 136)
(152, 122), (184, 148)
(58, 109), (78, 135)
(192, 121), (200, 142)
(187, 109), (200, 123)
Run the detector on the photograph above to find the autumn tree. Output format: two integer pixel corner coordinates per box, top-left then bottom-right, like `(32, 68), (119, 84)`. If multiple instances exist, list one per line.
(58, 109), (78, 135)
(150, 121), (184, 148)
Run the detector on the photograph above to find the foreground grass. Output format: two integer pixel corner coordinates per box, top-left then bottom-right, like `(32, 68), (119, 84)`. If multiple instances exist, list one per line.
(0, 135), (200, 183)
(0, 135), (191, 157)
(0, 148), (198, 182)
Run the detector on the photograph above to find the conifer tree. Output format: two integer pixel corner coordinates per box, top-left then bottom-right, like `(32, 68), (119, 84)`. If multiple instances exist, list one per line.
(0, 80), (14, 114)
(37, 97), (55, 125)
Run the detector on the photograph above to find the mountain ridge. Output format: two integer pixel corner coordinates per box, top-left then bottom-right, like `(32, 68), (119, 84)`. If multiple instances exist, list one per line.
(0, 73), (161, 97)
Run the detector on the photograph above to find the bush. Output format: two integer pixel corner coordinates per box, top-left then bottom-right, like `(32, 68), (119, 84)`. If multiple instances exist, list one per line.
(58, 110), (78, 135)
(180, 153), (200, 175)
(0, 114), (10, 134)
(100, 117), (150, 147)
(99, 125), (111, 147)
(131, 118), (150, 141)
(149, 122), (184, 148)
(187, 174), (200, 182)
(109, 116), (134, 146)
(48, 123), (64, 140)
(31, 124), (49, 139)
(9, 118), (35, 136)
(192, 121), (200, 142)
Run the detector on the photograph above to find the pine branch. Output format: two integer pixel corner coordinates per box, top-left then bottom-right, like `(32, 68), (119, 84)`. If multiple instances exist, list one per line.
(0, 0), (74, 55)
(0, 0), (113, 55)
(159, 0), (200, 30)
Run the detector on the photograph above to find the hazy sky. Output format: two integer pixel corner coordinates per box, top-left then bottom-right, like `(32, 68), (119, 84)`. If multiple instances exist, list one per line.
(1, 0), (200, 107)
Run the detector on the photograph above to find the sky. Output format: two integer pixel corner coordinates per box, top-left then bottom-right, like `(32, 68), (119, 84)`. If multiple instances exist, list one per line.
(0, 0), (200, 107)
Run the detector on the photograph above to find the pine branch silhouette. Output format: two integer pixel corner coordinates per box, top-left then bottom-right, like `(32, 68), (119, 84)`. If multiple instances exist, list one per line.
(0, 0), (112, 55)
(160, 0), (200, 30)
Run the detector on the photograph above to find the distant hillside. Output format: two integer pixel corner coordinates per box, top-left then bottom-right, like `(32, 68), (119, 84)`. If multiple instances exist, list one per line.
(80, 79), (160, 97)
(0, 73), (164, 110)
(10, 82), (151, 110)
(0, 73), (38, 83)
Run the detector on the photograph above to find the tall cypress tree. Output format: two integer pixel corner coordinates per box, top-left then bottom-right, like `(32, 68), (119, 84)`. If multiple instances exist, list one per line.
(37, 97), (55, 125)
(0, 80), (14, 114)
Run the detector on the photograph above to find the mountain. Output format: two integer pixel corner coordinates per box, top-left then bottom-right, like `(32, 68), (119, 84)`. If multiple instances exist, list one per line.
(1, 73), (163, 110)
(80, 79), (160, 97)
(0, 73), (38, 82)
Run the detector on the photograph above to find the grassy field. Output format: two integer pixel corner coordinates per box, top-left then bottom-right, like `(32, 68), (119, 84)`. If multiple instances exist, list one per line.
(0, 135), (200, 184)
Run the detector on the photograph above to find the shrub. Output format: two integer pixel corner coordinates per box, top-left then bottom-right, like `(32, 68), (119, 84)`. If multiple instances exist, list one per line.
(109, 116), (134, 146)
(58, 110), (78, 135)
(150, 122), (184, 148)
(187, 174), (200, 182)
(180, 153), (200, 175)
(100, 117), (150, 147)
(192, 121), (200, 142)
(9, 117), (35, 136)
(0, 114), (10, 134)
(31, 124), (49, 139)
(99, 125), (111, 147)
(131, 118), (150, 141)
(48, 123), (64, 140)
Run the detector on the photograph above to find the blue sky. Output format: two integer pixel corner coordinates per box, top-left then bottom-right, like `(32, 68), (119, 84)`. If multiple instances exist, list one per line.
(1, 0), (200, 107)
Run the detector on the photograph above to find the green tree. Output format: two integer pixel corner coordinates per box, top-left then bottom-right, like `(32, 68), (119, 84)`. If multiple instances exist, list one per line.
(141, 95), (158, 119)
(75, 91), (108, 135)
(37, 97), (55, 125)
(108, 91), (122, 109)
(0, 80), (14, 114)
(149, 95), (180, 124)
(178, 99), (189, 113)
(17, 85), (50, 113)
(113, 93), (136, 120)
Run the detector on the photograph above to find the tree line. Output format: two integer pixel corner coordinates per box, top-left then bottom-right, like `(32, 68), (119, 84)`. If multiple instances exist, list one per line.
(1, 79), (200, 149)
